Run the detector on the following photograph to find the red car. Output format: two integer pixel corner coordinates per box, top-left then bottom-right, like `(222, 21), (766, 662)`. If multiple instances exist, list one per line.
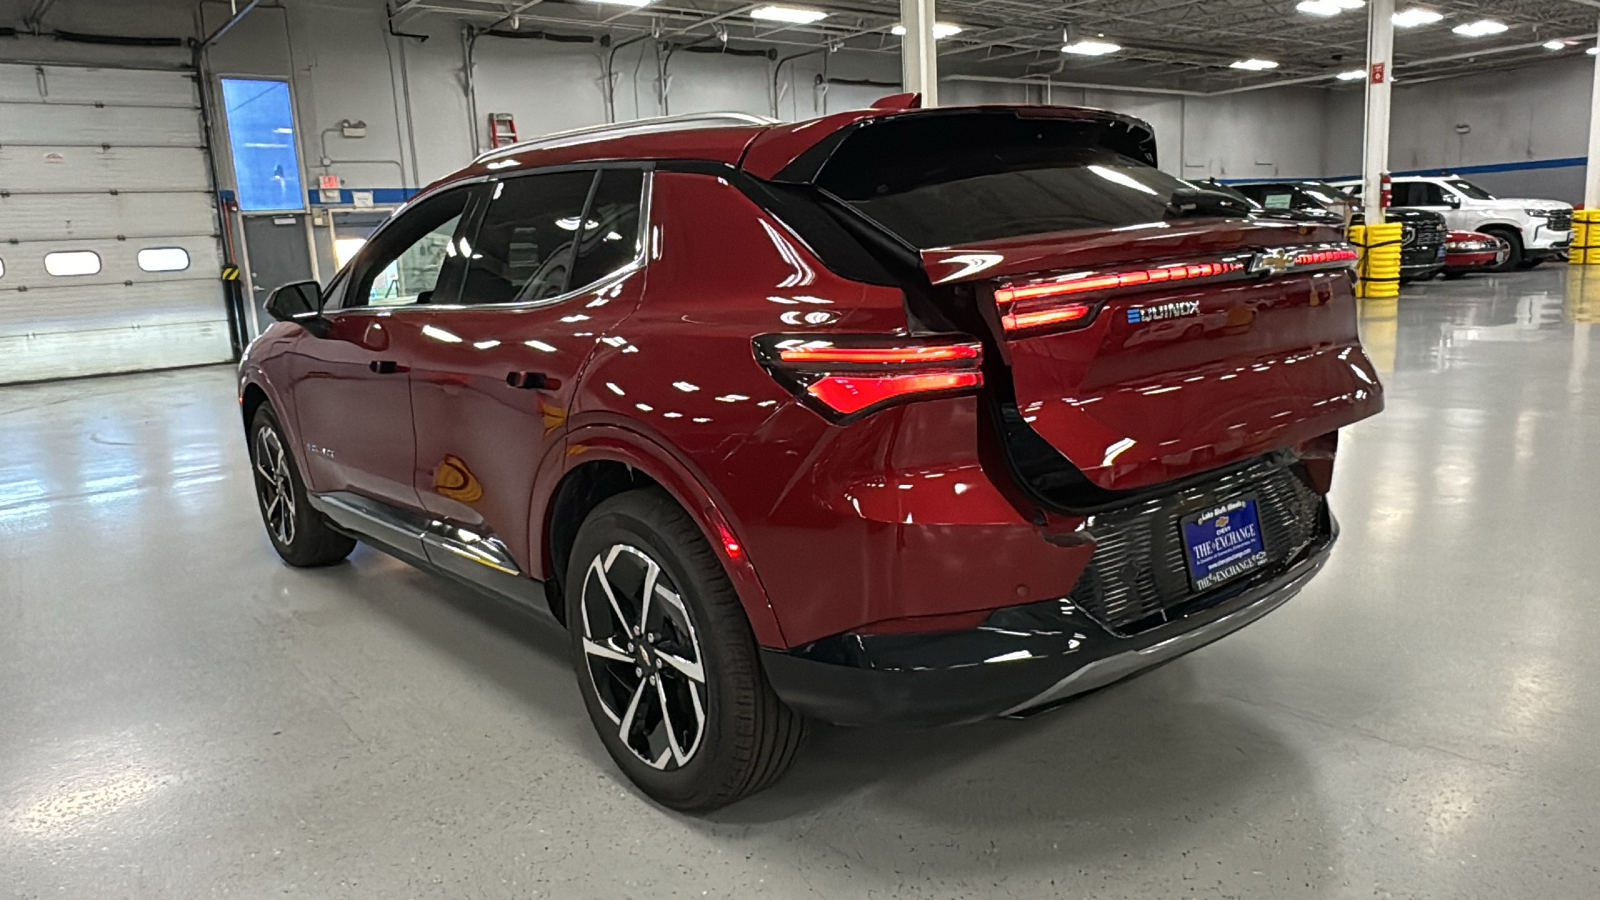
(1443, 230), (1510, 277)
(240, 105), (1384, 810)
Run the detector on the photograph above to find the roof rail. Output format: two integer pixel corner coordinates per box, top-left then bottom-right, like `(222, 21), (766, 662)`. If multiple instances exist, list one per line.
(472, 112), (777, 164)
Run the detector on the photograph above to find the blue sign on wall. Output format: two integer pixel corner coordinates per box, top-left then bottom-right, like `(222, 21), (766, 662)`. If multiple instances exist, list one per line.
(221, 78), (305, 212)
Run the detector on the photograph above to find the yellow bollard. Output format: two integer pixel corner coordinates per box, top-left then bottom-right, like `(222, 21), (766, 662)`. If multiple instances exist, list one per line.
(1348, 224), (1367, 298)
(1570, 210), (1590, 266)
(1356, 221), (1404, 299)
(1577, 209), (1600, 266)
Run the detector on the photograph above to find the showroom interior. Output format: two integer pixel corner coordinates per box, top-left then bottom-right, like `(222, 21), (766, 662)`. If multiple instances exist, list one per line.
(4, 0), (1600, 895)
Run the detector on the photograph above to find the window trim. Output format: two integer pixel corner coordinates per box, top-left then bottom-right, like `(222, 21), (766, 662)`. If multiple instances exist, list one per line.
(330, 166), (653, 317)
(136, 246), (192, 273)
(44, 250), (103, 277)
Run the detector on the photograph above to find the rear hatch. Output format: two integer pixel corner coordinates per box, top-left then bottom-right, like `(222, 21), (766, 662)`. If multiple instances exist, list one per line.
(802, 109), (1384, 494)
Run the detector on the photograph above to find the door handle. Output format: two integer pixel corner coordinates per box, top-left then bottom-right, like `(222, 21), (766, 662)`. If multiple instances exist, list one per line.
(369, 360), (408, 375)
(506, 371), (557, 390)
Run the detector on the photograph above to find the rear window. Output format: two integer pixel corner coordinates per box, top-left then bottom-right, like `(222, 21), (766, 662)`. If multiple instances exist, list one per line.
(813, 112), (1186, 249)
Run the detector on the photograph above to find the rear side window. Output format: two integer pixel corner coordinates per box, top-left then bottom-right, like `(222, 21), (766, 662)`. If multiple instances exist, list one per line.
(812, 112), (1184, 249)
(568, 169), (644, 290)
(458, 170), (595, 305)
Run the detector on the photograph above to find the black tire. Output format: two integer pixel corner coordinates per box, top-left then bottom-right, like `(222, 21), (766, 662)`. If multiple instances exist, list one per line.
(1483, 229), (1523, 273)
(248, 405), (356, 567)
(566, 488), (805, 812)
(1517, 257), (1543, 270)
(1442, 269), (1470, 280)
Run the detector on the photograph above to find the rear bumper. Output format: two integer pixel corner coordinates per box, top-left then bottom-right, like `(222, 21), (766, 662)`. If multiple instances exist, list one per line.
(763, 517), (1336, 727)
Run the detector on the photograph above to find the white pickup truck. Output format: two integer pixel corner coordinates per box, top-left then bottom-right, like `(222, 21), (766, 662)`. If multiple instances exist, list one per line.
(1334, 175), (1573, 272)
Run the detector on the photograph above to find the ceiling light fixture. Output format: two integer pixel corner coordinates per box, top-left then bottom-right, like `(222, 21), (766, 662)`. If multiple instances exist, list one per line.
(1392, 8), (1443, 28)
(1332, 0), (1365, 7)
(1543, 40), (1568, 50)
(891, 22), (964, 39)
(749, 4), (828, 24)
(1296, 0), (1342, 16)
(1452, 19), (1508, 37)
(1230, 59), (1280, 71)
(1336, 69), (1365, 80)
(1063, 39), (1121, 56)
(1590, 47), (1600, 56)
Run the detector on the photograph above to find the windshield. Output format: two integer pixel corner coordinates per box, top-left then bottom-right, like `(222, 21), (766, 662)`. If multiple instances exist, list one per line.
(1302, 183), (1356, 206)
(1447, 179), (1496, 201)
(813, 112), (1193, 248)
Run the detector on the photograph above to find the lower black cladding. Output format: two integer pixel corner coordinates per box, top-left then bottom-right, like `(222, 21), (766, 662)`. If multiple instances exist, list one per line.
(1068, 456), (1324, 635)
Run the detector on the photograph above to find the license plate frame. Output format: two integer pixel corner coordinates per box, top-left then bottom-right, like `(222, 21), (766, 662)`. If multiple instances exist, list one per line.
(1180, 495), (1270, 593)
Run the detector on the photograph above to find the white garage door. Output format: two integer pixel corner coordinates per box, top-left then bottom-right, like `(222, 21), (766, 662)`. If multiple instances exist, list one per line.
(0, 63), (232, 385)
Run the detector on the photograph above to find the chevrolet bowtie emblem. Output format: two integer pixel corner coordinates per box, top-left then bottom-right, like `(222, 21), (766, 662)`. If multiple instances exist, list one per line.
(1251, 249), (1293, 276)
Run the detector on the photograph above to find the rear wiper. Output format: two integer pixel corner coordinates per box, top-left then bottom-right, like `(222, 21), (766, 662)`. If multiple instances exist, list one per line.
(1165, 188), (1254, 220)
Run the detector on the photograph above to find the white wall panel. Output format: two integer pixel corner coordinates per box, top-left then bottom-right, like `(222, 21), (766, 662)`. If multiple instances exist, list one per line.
(665, 52), (774, 119)
(0, 63), (197, 107)
(0, 193), (216, 243)
(0, 145), (211, 193)
(0, 321), (233, 384)
(0, 103), (202, 147)
(0, 237), (221, 289)
(472, 38), (609, 148)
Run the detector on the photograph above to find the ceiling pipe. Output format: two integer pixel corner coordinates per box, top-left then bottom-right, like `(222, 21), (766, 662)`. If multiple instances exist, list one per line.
(198, 0), (261, 49)
(944, 74), (1205, 97)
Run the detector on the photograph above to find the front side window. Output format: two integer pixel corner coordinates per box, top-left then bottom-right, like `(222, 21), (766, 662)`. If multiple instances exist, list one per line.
(813, 112), (1185, 248)
(458, 170), (596, 306)
(347, 189), (470, 309)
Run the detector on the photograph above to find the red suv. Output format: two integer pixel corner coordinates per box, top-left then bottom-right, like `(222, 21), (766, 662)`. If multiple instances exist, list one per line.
(240, 105), (1383, 811)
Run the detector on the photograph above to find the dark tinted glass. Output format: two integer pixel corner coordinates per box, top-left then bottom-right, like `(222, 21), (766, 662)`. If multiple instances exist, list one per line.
(813, 113), (1185, 249)
(569, 169), (644, 290)
(459, 170), (595, 305)
(347, 188), (470, 309)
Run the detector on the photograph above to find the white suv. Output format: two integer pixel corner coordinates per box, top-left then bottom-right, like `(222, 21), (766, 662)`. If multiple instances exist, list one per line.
(1335, 175), (1573, 271)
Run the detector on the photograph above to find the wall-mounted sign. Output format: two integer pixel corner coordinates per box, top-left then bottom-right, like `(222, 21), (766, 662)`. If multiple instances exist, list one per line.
(318, 174), (340, 190)
(1370, 62), (1386, 84)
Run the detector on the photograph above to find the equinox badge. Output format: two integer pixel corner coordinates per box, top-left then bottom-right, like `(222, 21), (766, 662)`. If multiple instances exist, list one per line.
(1127, 300), (1201, 324)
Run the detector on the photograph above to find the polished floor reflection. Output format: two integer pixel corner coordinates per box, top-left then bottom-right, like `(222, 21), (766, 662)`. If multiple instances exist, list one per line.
(4, 266), (1599, 898)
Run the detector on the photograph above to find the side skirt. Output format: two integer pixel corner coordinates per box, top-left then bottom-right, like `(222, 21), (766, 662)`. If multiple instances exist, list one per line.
(309, 491), (550, 614)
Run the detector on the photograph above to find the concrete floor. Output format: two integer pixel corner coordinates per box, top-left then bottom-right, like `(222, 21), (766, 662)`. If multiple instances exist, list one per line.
(4, 266), (1599, 898)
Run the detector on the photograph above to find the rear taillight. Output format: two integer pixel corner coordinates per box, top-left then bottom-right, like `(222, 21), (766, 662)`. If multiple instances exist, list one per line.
(753, 334), (984, 422)
(992, 243), (1357, 335)
(994, 261), (1247, 333)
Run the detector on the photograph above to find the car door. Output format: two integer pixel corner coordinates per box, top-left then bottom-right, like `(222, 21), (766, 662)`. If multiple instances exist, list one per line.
(405, 166), (651, 572)
(286, 186), (474, 511)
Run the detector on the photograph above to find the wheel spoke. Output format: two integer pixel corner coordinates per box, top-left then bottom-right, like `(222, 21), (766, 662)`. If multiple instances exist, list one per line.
(617, 677), (648, 744)
(582, 636), (633, 664)
(656, 677), (692, 766)
(655, 649), (704, 684)
(590, 556), (632, 638)
(636, 560), (659, 635)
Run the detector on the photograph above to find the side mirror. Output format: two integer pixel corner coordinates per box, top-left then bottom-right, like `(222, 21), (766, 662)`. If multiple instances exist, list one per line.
(264, 280), (330, 337)
(1443, 194), (1462, 209)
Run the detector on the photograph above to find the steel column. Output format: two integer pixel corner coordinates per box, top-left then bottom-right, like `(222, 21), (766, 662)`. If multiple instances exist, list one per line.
(1588, 16), (1600, 208)
(1361, 0), (1395, 225)
(899, 0), (938, 106)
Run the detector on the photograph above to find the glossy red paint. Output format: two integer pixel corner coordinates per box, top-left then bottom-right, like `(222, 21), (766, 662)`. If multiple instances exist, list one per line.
(1444, 230), (1508, 271)
(240, 104), (1381, 652)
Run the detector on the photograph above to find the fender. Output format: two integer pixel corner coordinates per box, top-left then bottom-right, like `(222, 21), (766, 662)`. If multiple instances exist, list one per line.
(237, 356), (319, 493)
(537, 421), (788, 649)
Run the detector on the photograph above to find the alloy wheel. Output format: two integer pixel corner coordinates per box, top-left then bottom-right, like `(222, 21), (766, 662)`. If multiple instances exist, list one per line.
(252, 427), (296, 547)
(578, 544), (708, 770)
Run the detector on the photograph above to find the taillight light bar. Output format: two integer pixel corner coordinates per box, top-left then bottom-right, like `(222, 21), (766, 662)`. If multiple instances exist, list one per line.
(991, 242), (1358, 335)
(994, 261), (1245, 305)
(754, 334), (985, 422)
(1293, 248), (1359, 266)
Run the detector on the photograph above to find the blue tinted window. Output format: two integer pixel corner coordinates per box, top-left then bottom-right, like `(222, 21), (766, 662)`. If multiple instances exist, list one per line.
(221, 79), (305, 212)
